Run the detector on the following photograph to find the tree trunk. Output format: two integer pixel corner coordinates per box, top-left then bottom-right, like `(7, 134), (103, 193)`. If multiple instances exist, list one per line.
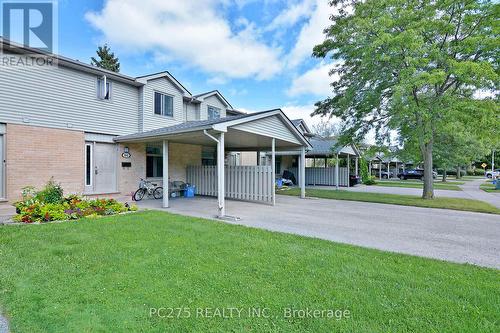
(422, 142), (434, 199)
(456, 166), (461, 179)
(441, 169), (447, 182)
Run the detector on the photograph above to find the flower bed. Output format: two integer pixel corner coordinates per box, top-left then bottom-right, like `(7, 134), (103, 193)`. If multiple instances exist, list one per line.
(13, 180), (137, 223)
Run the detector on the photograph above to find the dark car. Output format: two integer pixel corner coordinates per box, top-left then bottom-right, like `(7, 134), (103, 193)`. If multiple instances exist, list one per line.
(398, 169), (437, 180)
(398, 169), (424, 180)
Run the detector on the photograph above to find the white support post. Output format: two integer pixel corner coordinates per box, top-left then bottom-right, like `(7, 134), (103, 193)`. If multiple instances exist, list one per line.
(395, 162), (398, 177)
(492, 150), (495, 172)
(300, 147), (306, 198)
(162, 140), (169, 208)
(379, 162), (382, 179)
(271, 138), (276, 206)
(369, 161), (372, 175)
(347, 154), (350, 187)
(387, 162), (390, 179)
(336, 154), (339, 190)
(355, 157), (359, 177)
(217, 133), (225, 218)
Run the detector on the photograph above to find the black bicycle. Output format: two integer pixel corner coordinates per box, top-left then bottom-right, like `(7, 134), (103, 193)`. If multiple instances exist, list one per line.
(133, 178), (163, 201)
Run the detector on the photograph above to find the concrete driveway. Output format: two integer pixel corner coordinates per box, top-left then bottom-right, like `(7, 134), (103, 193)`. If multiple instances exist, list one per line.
(139, 195), (500, 269)
(325, 178), (500, 208)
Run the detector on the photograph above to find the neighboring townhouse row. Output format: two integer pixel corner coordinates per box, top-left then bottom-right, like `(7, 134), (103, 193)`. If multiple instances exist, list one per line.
(0, 39), (242, 203)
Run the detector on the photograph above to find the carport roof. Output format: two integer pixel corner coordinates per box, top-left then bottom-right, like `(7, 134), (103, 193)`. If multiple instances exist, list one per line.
(114, 109), (312, 148)
(307, 137), (359, 156)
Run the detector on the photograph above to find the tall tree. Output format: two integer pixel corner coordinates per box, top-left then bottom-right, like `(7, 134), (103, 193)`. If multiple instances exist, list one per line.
(312, 120), (340, 138)
(313, 0), (499, 199)
(91, 44), (120, 72)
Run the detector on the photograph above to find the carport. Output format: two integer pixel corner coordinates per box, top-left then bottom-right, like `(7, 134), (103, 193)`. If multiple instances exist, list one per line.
(115, 109), (311, 218)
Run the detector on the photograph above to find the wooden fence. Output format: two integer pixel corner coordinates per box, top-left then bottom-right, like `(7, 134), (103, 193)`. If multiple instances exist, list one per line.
(186, 165), (273, 203)
(290, 167), (349, 186)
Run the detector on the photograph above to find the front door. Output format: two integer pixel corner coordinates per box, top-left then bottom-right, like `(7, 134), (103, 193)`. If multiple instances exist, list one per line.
(0, 134), (4, 199)
(85, 142), (117, 194)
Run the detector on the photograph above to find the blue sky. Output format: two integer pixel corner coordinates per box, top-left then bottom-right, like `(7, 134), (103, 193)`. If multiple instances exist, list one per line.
(55, 1), (337, 126)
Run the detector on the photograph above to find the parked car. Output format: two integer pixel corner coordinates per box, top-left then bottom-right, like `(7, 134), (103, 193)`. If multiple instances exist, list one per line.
(485, 169), (500, 178)
(379, 171), (395, 179)
(398, 169), (437, 180)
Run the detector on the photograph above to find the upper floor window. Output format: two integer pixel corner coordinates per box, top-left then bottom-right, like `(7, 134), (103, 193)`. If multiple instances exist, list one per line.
(207, 106), (220, 120)
(154, 92), (174, 117)
(97, 77), (111, 100)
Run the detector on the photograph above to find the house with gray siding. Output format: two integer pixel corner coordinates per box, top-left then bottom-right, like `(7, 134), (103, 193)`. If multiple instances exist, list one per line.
(0, 39), (310, 217)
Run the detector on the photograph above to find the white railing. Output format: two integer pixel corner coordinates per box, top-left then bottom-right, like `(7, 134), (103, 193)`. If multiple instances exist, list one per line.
(186, 165), (273, 203)
(290, 167), (348, 186)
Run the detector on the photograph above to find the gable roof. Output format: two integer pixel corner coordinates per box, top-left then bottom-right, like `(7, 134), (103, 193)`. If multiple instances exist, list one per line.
(193, 90), (233, 109)
(115, 109), (311, 148)
(135, 71), (191, 95)
(307, 137), (359, 156)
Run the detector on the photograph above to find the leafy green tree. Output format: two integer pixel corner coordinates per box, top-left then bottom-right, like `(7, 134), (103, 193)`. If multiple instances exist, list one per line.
(313, 0), (499, 198)
(91, 44), (120, 72)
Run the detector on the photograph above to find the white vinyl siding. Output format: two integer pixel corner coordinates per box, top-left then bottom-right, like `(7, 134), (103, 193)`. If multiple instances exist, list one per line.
(185, 102), (200, 121)
(142, 77), (184, 131)
(0, 58), (140, 135)
(232, 115), (301, 145)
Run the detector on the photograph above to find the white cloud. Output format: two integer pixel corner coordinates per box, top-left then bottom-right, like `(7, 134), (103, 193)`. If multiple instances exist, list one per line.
(286, 0), (333, 68)
(266, 0), (316, 31)
(85, 0), (282, 79)
(287, 62), (337, 97)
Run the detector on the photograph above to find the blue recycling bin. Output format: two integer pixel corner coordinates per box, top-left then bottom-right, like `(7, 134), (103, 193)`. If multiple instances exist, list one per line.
(185, 185), (196, 198)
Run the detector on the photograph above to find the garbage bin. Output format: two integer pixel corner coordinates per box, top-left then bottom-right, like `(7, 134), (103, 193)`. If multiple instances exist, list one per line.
(184, 185), (196, 198)
(349, 175), (359, 187)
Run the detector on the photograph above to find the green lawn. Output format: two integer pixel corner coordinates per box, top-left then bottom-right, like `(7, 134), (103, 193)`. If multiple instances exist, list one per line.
(480, 182), (500, 193)
(279, 188), (500, 214)
(0, 211), (499, 332)
(375, 180), (462, 191)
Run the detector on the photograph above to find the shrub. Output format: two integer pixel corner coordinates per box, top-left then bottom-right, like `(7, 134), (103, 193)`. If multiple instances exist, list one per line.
(36, 178), (64, 204)
(363, 176), (377, 185)
(13, 181), (137, 223)
(467, 169), (485, 176)
(359, 158), (370, 183)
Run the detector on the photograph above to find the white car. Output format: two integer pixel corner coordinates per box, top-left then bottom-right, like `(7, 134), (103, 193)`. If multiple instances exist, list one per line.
(485, 169), (500, 178)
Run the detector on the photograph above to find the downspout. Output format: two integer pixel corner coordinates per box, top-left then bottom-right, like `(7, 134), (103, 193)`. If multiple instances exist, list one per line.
(203, 129), (219, 144)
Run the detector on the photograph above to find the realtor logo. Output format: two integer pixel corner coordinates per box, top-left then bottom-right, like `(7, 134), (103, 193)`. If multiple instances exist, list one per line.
(1, 0), (57, 53)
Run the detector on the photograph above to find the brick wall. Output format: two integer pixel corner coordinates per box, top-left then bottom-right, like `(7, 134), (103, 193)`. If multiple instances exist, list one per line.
(117, 142), (146, 197)
(117, 142), (202, 195)
(5, 124), (85, 201)
(169, 143), (202, 182)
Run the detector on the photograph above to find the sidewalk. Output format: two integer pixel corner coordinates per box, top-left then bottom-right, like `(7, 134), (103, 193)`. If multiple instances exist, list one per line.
(459, 179), (500, 209)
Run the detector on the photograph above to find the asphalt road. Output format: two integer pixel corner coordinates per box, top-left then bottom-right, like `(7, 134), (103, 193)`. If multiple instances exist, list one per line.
(140, 195), (500, 269)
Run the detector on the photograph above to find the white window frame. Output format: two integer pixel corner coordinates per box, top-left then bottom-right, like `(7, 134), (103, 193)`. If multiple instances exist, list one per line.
(207, 105), (221, 120)
(154, 91), (174, 117)
(85, 143), (93, 186)
(97, 76), (112, 100)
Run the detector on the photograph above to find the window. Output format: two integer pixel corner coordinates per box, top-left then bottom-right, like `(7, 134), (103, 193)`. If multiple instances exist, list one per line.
(154, 92), (174, 117)
(146, 144), (163, 177)
(207, 106), (220, 120)
(202, 146), (216, 166)
(97, 77), (111, 100)
(85, 144), (92, 186)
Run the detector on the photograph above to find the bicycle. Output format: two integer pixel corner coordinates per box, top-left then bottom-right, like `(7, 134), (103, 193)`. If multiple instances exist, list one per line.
(133, 178), (163, 201)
